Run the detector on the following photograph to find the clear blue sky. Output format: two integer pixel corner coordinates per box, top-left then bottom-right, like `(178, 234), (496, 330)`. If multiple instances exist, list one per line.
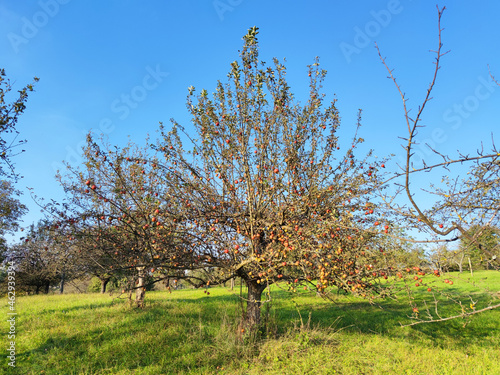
(1, 1), (499, 243)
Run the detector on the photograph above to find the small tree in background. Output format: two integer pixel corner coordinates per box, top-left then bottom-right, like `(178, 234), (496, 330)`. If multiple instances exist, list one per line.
(8, 221), (71, 294)
(459, 225), (500, 270)
(0, 180), (26, 261)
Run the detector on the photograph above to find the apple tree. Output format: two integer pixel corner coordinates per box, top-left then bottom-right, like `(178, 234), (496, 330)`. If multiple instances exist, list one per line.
(0, 70), (37, 260)
(156, 27), (398, 330)
(375, 6), (500, 324)
(52, 135), (199, 306)
(8, 220), (72, 294)
(0, 69), (39, 180)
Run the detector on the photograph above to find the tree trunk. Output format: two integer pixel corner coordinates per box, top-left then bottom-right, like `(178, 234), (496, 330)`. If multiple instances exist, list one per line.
(35, 285), (40, 295)
(59, 273), (65, 294)
(135, 267), (146, 308)
(100, 278), (110, 294)
(244, 280), (266, 331)
(44, 281), (50, 294)
(241, 236), (269, 331)
(230, 278), (235, 290)
(468, 257), (474, 277)
(458, 252), (465, 273)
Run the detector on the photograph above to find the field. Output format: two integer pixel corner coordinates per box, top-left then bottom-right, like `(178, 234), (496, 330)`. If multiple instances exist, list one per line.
(1, 271), (499, 375)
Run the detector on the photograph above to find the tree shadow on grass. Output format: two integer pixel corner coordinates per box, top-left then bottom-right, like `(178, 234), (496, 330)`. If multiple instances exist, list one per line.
(261, 288), (500, 350)
(142, 287), (500, 350)
(16, 301), (242, 374)
(25, 298), (119, 316)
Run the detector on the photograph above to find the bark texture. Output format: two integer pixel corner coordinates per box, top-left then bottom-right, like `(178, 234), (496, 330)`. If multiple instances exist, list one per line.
(135, 267), (146, 308)
(244, 280), (266, 330)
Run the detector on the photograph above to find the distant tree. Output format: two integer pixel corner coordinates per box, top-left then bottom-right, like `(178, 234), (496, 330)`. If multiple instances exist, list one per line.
(429, 244), (464, 273)
(459, 225), (500, 270)
(377, 229), (426, 271)
(8, 221), (71, 294)
(0, 180), (27, 261)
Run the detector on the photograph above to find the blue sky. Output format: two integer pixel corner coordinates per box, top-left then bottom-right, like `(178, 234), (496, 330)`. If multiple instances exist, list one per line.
(1, 1), (499, 243)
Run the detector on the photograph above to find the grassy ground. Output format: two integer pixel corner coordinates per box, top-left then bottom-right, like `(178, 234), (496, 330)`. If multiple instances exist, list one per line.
(1, 271), (499, 374)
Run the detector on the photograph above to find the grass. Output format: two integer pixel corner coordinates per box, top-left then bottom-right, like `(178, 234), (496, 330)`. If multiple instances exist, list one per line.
(1, 270), (499, 374)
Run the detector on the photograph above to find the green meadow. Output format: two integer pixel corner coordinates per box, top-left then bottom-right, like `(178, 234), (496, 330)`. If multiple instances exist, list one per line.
(2, 271), (499, 374)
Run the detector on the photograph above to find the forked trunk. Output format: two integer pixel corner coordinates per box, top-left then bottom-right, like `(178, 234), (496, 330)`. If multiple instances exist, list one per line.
(244, 280), (266, 331)
(135, 267), (146, 308)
